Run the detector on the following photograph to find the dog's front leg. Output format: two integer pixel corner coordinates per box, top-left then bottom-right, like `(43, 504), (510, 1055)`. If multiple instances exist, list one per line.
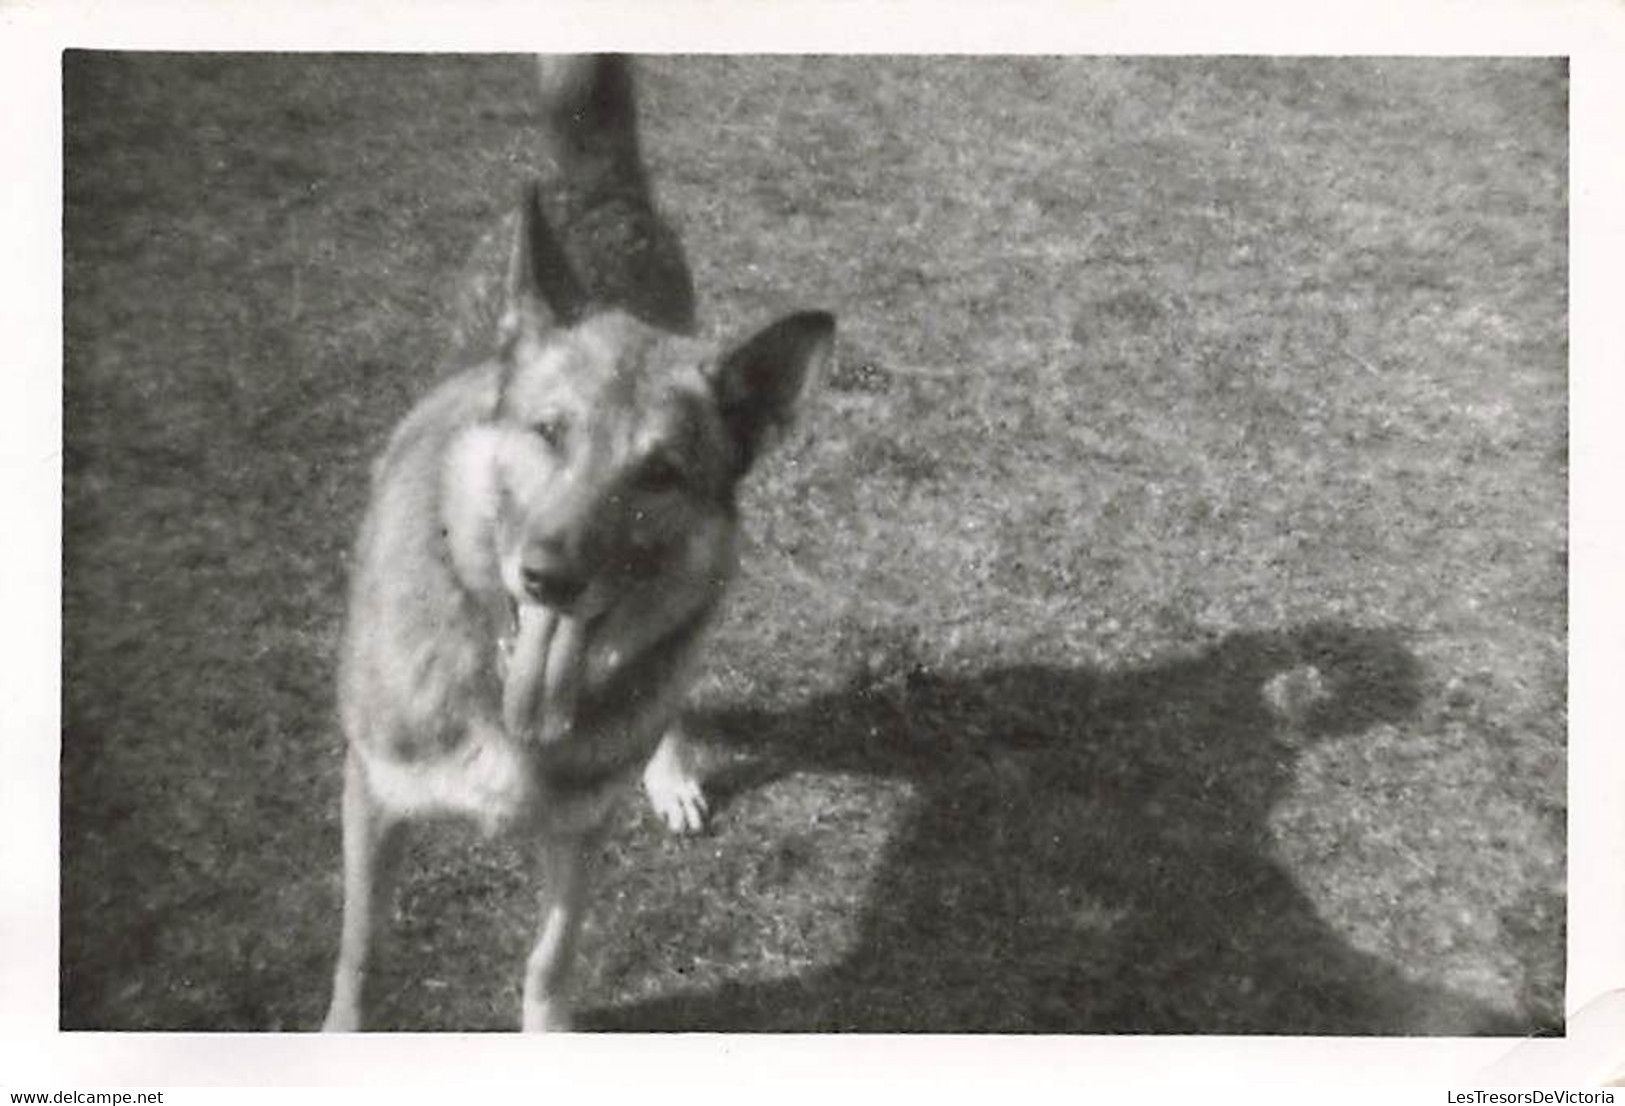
(323, 750), (407, 1032)
(520, 833), (594, 1031)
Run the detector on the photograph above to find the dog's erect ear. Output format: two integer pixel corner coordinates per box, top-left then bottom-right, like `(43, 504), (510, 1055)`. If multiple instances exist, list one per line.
(707, 311), (835, 474)
(499, 181), (588, 346)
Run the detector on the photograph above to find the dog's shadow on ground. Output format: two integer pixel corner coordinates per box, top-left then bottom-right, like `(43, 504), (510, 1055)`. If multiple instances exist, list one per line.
(593, 621), (1527, 1035)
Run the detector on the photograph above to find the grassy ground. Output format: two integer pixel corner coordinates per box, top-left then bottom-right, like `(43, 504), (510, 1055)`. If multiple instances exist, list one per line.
(60, 54), (1566, 1034)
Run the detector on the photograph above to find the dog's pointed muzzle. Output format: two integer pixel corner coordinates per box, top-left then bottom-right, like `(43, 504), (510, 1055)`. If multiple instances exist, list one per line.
(521, 564), (588, 610)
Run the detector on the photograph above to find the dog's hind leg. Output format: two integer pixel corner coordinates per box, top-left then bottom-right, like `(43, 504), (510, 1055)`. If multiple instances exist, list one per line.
(322, 750), (407, 1032)
(520, 833), (596, 1031)
(642, 723), (708, 835)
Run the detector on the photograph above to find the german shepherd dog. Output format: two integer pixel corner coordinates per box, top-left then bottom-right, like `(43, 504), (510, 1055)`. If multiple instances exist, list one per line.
(321, 55), (835, 1032)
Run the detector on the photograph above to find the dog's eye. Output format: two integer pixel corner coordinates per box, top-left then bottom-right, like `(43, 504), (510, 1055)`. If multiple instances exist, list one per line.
(532, 416), (568, 450)
(636, 455), (686, 492)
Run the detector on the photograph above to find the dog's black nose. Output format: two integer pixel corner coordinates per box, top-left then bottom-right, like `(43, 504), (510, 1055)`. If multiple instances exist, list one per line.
(522, 567), (587, 610)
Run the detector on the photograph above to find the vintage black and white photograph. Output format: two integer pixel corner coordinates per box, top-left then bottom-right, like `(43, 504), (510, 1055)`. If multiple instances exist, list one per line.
(56, 48), (1569, 1039)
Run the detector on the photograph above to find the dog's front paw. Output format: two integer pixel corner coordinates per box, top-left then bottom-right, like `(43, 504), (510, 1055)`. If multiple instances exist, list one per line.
(642, 750), (708, 835)
(521, 998), (574, 1032)
(321, 1001), (362, 1033)
(649, 773), (709, 835)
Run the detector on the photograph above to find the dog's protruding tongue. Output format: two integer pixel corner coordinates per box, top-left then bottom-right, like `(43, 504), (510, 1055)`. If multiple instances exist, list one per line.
(502, 605), (588, 743)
